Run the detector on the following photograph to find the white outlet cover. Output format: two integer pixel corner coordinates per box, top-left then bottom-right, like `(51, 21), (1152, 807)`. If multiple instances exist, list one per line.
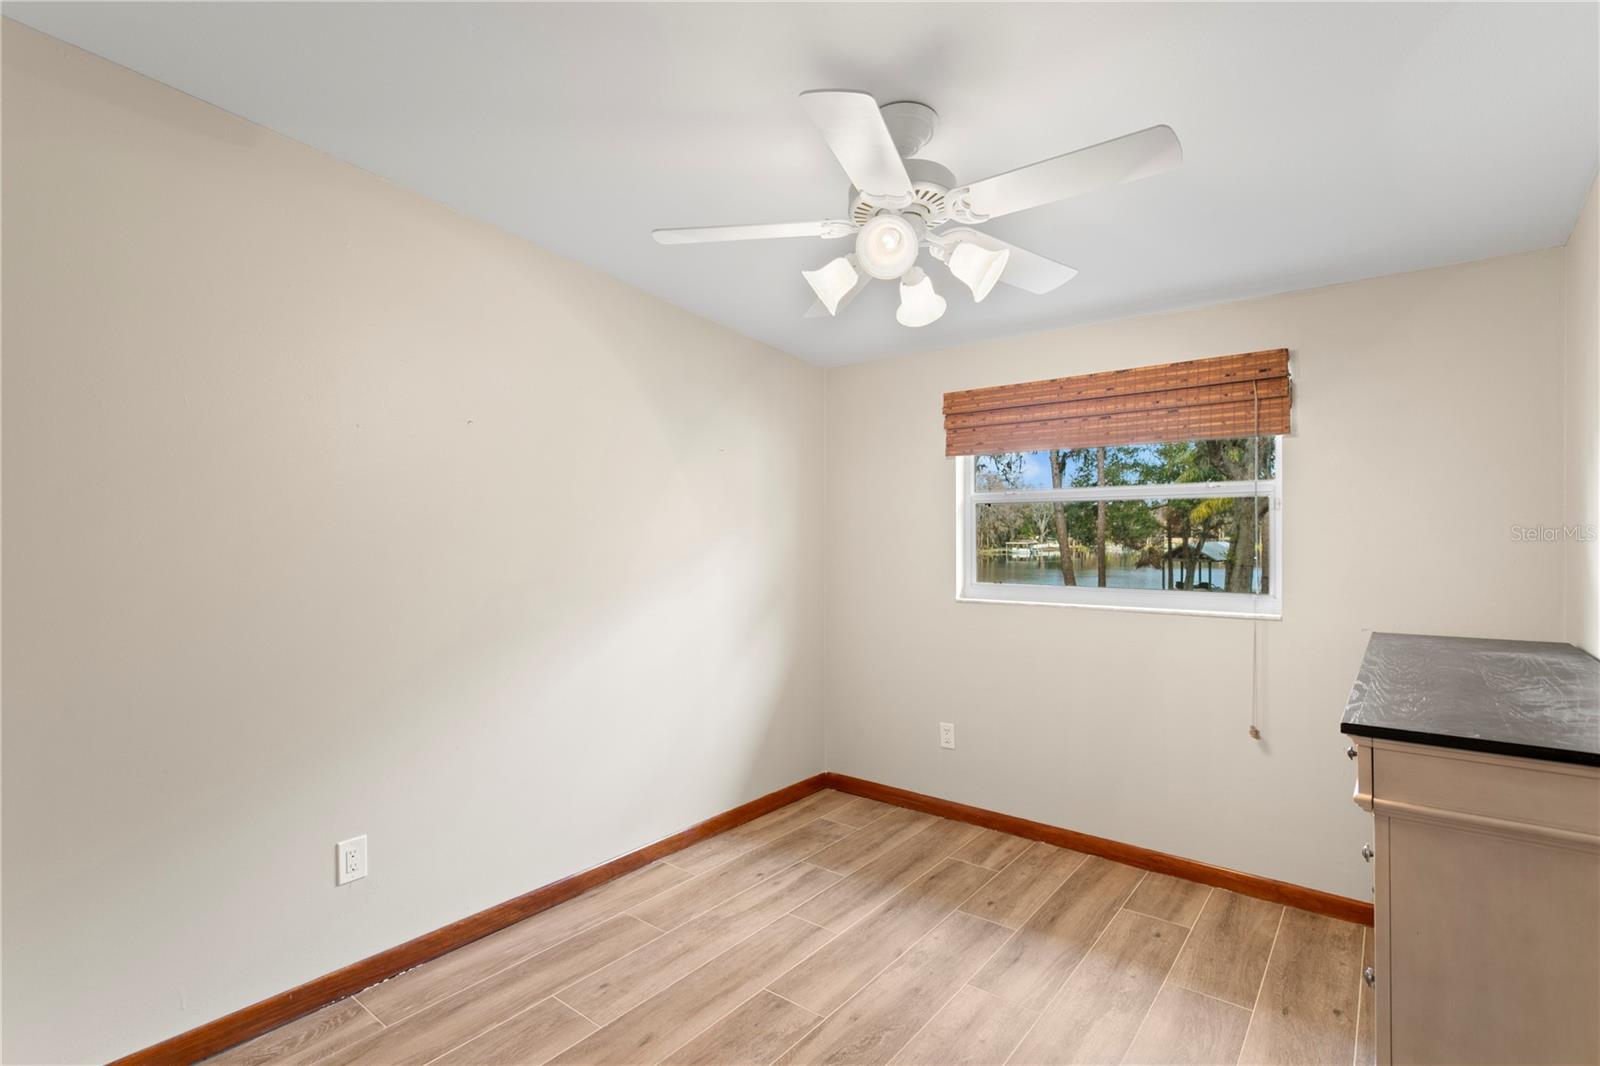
(939, 722), (955, 749)
(336, 835), (367, 886)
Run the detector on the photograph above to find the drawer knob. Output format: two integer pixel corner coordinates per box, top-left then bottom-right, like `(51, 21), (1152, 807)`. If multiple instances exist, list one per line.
(1364, 966), (1375, 987)
(1361, 843), (1374, 862)
(1346, 744), (1358, 760)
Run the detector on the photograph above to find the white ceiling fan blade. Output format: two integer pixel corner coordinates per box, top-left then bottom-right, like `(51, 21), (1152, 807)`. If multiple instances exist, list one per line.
(955, 125), (1182, 221)
(992, 242), (1079, 294)
(799, 90), (914, 201)
(653, 220), (853, 245)
(935, 228), (1077, 295)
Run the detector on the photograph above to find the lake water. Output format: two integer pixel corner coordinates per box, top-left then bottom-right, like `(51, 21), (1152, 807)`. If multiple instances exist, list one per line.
(977, 555), (1261, 592)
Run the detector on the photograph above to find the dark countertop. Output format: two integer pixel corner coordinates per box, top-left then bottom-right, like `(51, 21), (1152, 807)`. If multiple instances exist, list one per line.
(1341, 632), (1600, 767)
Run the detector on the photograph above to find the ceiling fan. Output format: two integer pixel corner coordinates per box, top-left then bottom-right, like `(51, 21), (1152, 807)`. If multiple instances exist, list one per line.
(652, 91), (1182, 328)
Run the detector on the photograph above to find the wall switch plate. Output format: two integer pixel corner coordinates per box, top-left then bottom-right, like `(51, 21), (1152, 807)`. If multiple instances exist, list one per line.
(939, 722), (956, 749)
(336, 835), (367, 886)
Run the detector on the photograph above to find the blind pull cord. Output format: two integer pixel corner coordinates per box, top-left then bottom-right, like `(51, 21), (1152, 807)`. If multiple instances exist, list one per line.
(1249, 382), (1264, 741)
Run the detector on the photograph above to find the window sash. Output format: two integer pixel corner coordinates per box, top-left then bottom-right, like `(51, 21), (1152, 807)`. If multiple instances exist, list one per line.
(955, 579), (1282, 619)
(955, 443), (1284, 619)
(971, 480), (1269, 505)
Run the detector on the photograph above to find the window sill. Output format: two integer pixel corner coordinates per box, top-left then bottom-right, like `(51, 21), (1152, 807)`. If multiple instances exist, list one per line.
(957, 586), (1283, 621)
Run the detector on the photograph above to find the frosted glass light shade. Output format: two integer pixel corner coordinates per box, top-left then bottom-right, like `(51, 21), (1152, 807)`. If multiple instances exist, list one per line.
(855, 214), (920, 280)
(948, 241), (1010, 303)
(896, 267), (947, 328)
(802, 255), (860, 315)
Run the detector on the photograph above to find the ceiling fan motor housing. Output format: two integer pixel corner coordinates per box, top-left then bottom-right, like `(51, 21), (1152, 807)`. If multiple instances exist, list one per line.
(849, 157), (957, 228)
(846, 101), (952, 230)
(879, 100), (938, 157)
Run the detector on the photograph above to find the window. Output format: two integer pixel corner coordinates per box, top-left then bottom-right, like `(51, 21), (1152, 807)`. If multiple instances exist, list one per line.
(957, 436), (1282, 618)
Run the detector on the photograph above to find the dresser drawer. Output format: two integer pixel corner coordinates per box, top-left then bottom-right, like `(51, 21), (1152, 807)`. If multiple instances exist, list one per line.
(1370, 738), (1600, 840)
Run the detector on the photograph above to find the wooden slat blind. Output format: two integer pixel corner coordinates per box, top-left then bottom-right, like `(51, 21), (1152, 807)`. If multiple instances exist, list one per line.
(943, 348), (1290, 456)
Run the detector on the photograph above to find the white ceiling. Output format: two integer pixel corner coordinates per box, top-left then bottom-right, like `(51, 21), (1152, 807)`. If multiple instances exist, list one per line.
(8, 2), (1597, 367)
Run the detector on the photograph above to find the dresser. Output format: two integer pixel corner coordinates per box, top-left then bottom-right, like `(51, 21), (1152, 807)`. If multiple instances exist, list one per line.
(1341, 633), (1600, 1066)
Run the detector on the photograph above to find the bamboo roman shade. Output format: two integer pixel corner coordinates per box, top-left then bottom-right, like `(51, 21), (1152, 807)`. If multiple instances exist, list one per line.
(943, 348), (1290, 457)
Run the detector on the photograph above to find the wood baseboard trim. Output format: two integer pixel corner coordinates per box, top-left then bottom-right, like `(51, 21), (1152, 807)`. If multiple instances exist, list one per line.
(113, 773), (829, 1066)
(822, 772), (1375, 927)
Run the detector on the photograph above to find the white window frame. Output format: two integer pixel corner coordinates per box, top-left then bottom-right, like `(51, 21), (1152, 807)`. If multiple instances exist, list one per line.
(955, 438), (1284, 620)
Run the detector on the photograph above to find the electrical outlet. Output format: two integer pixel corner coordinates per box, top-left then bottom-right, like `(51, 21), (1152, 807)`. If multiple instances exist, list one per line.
(939, 722), (956, 749)
(336, 835), (367, 886)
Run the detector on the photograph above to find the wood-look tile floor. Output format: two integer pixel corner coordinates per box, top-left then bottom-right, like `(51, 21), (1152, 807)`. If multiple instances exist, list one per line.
(212, 791), (1374, 1066)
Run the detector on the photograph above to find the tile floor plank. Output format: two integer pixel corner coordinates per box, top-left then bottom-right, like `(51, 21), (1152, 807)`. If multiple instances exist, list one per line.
(1122, 874), (1211, 928)
(826, 796), (900, 829)
(357, 861), (691, 1023)
(667, 792), (856, 875)
(559, 862), (839, 1025)
(807, 809), (938, 876)
(793, 820), (980, 931)
(1122, 985), (1252, 1065)
(631, 819), (855, 931)
(888, 985), (1036, 1066)
(1005, 908), (1187, 1066)
(952, 828), (1034, 872)
(970, 856), (1144, 1012)
(775, 912), (1013, 1066)
(1237, 908), (1365, 1066)
(209, 999), (382, 1066)
(958, 843), (1085, 930)
(551, 916), (832, 1066)
(770, 859), (998, 1017)
(1163, 889), (1283, 1009)
(332, 915), (660, 1066)
(660, 992), (821, 1066)
(429, 998), (595, 1066)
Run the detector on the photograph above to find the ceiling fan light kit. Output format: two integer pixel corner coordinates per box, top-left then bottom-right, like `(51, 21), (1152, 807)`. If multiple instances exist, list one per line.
(652, 90), (1182, 329)
(896, 266), (947, 328)
(947, 240), (1010, 303)
(855, 213), (921, 279)
(803, 254), (861, 315)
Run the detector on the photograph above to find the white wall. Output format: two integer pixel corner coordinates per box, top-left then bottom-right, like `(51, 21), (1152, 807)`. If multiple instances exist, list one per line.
(1566, 174), (1599, 656)
(0, 23), (824, 1064)
(823, 249), (1568, 903)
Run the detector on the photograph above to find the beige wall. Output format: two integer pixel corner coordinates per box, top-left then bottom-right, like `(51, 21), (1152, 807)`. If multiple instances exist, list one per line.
(2, 18), (1593, 1066)
(1, 23), (824, 1064)
(824, 249), (1568, 904)
(1566, 174), (1599, 656)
